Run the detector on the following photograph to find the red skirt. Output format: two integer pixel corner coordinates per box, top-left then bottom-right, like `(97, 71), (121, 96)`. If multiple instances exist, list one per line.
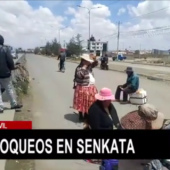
(73, 85), (98, 114)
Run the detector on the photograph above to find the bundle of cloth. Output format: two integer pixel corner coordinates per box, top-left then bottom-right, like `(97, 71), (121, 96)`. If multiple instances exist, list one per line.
(119, 104), (169, 170)
(120, 103), (165, 130)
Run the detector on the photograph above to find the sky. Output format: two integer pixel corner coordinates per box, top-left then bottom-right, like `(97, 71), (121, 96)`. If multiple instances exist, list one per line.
(0, 0), (170, 50)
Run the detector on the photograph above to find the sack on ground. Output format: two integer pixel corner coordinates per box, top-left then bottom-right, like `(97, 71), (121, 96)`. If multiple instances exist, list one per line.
(129, 88), (147, 105)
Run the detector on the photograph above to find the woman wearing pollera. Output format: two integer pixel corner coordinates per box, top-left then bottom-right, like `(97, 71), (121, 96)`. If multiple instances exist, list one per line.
(73, 54), (98, 122)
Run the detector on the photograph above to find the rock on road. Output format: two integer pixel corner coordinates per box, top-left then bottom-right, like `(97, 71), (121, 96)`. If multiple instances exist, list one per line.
(27, 54), (170, 170)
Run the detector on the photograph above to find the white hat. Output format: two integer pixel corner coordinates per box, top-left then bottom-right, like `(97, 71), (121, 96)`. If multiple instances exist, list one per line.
(139, 104), (164, 129)
(80, 54), (94, 63)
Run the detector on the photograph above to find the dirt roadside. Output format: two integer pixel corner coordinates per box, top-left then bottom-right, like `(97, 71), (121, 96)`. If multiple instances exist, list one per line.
(5, 84), (35, 170)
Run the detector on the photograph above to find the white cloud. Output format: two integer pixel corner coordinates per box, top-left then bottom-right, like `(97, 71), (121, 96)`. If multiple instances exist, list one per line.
(117, 8), (126, 16)
(1, 0), (170, 50)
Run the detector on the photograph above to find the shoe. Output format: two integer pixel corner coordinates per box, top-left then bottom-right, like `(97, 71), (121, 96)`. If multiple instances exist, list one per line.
(11, 104), (23, 109)
(0, 110), (3, 113)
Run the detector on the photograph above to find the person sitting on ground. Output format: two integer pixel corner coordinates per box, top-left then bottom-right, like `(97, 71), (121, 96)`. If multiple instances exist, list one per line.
(120, 103), (164, 130)
(85, 87), (121, 130)
(119, 104), (166, 170)
(115, 66), (139, 103)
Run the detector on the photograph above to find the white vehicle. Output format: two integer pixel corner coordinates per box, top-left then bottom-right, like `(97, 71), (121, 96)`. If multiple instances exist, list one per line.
(11, 51), (18, 59)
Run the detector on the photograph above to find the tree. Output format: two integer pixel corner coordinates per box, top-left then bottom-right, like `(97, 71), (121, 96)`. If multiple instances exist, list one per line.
(134, 50), (139, 55)
(66, 34), (83, 56)
(34, 47), (40, 54)
(38, 38), (61, 56)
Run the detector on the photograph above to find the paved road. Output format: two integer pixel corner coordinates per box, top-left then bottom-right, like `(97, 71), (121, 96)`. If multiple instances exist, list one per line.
(13, 53), (23, 63)
(108, 61), (170, 73)
(27, 54), (170, 170)
(97, 57), (170, 73)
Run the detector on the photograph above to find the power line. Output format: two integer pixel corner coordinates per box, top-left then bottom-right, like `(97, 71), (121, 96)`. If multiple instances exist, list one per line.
(129, 6), (170, 20)
(99, 25), (170, 40)
(116, 21), (121, 54)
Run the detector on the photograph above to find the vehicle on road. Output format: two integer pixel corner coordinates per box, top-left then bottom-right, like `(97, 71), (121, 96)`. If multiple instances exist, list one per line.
(112, 54), (126, 61)
(100, 62), (109, 70)
(11, 51), (18, 59)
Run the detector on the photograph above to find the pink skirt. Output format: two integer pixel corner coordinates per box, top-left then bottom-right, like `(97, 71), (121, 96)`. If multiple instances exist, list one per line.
(73, 85), (98, 113)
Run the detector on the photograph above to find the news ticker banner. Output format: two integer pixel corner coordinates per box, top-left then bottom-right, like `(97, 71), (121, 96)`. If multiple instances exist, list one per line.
(0, 121), (32, 129)
(0, 130), (169, 159)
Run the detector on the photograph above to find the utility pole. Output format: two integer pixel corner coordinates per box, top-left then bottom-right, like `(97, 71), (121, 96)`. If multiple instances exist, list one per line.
(58, 27), (68, 45)
(58, 30), (61, 44)
(138, 44), (141, 58)
(63, 40), (66, 48)
(116, 21), (121, 56)
(88, 10), (91, 41)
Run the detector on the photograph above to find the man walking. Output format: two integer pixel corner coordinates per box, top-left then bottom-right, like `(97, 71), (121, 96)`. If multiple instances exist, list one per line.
(0, 35), (23, 113)
(58, 51), (66, 72)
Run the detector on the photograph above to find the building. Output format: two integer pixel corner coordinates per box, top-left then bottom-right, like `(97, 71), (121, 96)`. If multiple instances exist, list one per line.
(89, 41), (108, 56)
(152, 49), (170, 56)
(89, 41), (103, 51)
(39, 47), (44, 51)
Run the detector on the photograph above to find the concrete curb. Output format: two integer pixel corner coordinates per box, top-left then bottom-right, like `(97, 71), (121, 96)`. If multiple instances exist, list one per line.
(67, 60), (170, 82)
(114, 61), (170, 67)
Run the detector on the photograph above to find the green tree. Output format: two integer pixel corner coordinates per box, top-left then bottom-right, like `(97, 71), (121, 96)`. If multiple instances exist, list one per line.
(134, 50), (140, 55)
(67, 34), (83, 56)
(34, 47), (40, 54)
(39, 38), (61, 56)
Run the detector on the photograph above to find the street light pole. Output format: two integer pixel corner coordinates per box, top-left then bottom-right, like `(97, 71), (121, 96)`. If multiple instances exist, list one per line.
(88, 9), (90, 41)
(58, 30), (61, 44)
(58, 23), (80, 45)
(77, 5), (101, 45)
(58, 26), (68, 45)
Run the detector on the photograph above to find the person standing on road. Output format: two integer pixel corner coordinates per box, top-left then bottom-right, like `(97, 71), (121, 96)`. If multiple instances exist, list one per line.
(73, 54), (98, 122)
(58, 51), (66, 72)
(0, 35), (23, 113)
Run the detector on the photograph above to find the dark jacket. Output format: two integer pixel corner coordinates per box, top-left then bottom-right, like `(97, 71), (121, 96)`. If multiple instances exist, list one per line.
(0, 35), (15, 78)
(88, 100), (121, 129)
(58, 52), (66, 61)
